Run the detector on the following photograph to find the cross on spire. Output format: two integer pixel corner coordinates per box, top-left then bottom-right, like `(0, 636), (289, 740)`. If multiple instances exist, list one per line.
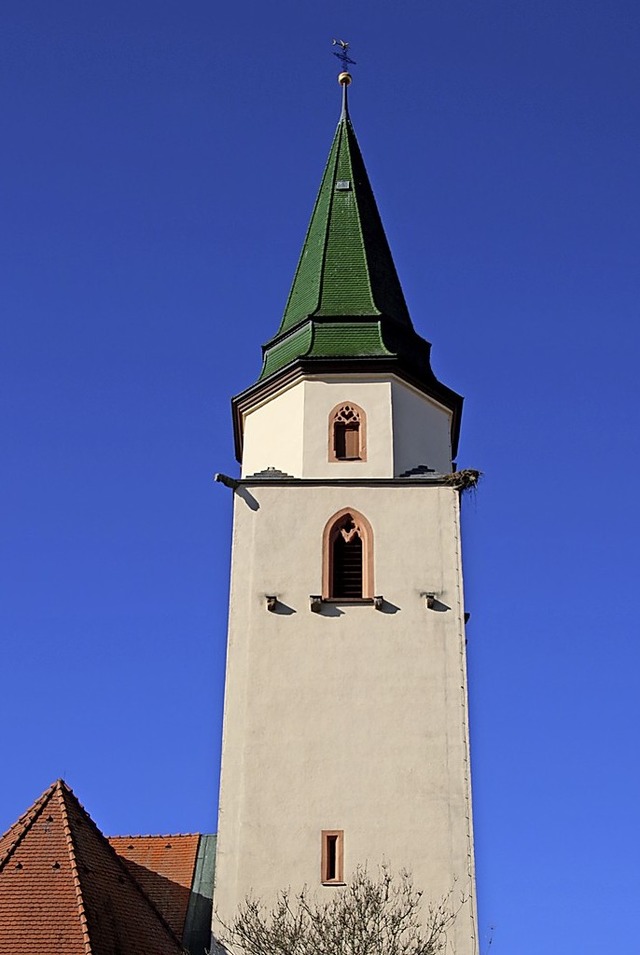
(332, 38), (356, 71)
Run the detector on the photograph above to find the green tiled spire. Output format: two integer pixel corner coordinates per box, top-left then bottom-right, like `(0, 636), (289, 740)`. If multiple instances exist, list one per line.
(277, 94), (412, 333)
(258, 83), (433, 382)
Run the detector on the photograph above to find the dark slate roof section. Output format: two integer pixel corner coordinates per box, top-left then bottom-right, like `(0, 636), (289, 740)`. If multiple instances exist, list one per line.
(182, 834), (217, 955)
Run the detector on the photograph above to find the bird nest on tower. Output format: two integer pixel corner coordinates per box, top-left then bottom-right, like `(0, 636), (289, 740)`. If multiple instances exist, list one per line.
(443, 469), (482, 492)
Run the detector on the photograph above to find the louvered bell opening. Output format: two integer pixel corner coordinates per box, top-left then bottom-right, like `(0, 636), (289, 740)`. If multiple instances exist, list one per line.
(334, 422), (360, 459)
(332, 534), (363, 598)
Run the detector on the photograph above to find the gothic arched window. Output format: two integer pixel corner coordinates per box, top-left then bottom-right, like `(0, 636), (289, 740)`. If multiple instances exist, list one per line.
(328, 403), (366, 462)
(322, 509), (374, 600)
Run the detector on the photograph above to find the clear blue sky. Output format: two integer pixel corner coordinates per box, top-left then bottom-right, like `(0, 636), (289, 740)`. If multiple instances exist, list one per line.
(2, 2), (639, 952)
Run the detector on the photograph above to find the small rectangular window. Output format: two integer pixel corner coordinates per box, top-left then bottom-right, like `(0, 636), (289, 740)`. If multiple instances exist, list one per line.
(344, 425), (360, 459)
(321, 829), (344, 884)
(335, 423), (360, 460)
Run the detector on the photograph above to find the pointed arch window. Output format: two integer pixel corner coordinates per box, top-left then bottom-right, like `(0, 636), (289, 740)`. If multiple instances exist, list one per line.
(329, 403), (367, 462)
(322, 509), (374, 600)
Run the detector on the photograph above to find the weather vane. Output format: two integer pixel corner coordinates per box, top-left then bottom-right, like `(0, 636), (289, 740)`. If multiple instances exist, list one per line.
(332, 39), (356, 72)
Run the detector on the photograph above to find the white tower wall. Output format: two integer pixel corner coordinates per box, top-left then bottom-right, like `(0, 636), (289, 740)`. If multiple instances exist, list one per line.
(391, 380), (453, 476)
(214, 478), (477, 955)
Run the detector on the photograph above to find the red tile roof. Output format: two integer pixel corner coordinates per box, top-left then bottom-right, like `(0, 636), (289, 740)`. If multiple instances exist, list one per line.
(0, 780), (185, 955)
(108, 834), (200, 939)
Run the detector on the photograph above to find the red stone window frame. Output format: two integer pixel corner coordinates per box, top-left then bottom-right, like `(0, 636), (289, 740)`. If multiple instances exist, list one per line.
(322, 508), (374, 601)
(321, 830), (345, 885)
(328, 402), (367, 462)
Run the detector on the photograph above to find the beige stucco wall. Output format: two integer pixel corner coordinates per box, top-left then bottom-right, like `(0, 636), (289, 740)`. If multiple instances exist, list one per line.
(301, 379), (393, 478)
(213, 482), (477, 955)
(391, 381), (453, 475)
(241, 381), (305, 478)
(240, 376), (453, 479)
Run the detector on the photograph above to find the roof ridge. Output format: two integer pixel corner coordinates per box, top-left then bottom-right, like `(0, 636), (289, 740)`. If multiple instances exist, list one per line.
(312, 116), (342, 319)
(108, 832), (204, 839)
(0, 778), (58, 871)
(58, 783), (186, 951)
(56, 782), (94, 955)
(343, 115), (378, 317)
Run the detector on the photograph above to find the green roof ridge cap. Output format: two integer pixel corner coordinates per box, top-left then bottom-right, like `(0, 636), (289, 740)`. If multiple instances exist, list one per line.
(346, 115), (379, 319)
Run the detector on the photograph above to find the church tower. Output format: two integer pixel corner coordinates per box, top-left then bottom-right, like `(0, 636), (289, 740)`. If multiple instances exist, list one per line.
(213, 73), (478, 954)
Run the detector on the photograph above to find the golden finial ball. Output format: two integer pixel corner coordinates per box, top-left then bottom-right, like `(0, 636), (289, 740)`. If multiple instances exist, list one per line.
(338, 71), (352, 86)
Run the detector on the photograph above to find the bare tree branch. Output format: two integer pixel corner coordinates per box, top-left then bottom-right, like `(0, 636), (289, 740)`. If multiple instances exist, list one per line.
(219, 867), (462, 955)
